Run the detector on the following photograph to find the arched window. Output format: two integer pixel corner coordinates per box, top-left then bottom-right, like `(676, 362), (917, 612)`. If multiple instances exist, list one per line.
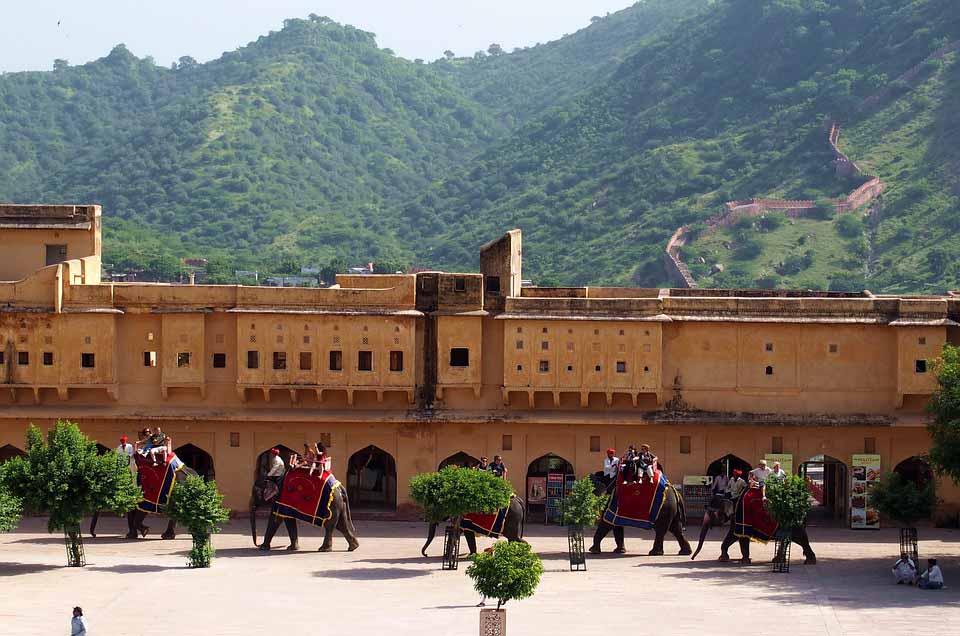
(0, 444), (26, 464)
(525, 453), (575, 524)
(894, 456), (933, 488)
(347, 445), (397, 510)
(799, 455), (848, 522)
(439, 451), (480, 470)
(173, 443), (215, 481)
(255, 444), (298, 478)
(706, 454), (752, 478)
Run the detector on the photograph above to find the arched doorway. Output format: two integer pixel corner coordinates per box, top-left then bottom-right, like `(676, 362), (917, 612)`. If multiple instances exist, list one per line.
(174, 444), (215, 481)
(0, 444), (25, 463)
(526, 453), (575, 524)
(347, 445), (397, 511)
(894, 456), (933, 488)
(706, 454), (752, 478)
(255, 444), (298, 478)
(439, 451), (480, 470)
(799, 455), (848, 524)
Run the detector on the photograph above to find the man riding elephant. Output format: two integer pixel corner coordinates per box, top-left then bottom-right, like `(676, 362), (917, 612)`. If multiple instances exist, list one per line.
(589, 464), (691, 556)
(252, 444), (359, 552)
(420, 495), (525, 556)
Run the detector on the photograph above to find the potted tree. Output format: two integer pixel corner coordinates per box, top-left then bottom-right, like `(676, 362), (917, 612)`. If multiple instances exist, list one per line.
(0, 483), (22, 533)
(562, 477), (600, 571)
(869, 471), (937, 568)
(410, 466), (513, 570)
(764, 475), (812, 573)
(0, 421), (140, 566)
(467, 541), (543, 634)
(166, 475), (231, 568)
(928, 344), (960, 485)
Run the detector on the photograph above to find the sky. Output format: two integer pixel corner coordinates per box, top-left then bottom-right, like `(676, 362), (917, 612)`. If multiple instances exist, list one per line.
(0, 0), (638, 73)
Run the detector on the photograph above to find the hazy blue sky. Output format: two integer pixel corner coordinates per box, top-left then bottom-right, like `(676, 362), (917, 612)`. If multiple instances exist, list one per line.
(0, 1), (637, 72)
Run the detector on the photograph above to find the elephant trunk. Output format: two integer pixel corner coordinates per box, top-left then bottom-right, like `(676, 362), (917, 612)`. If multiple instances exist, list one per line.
(691, 515), (712, 560)
(421, 522), (438, 557)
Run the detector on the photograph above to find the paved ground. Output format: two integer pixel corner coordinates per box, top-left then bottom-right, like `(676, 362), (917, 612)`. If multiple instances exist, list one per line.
(1, 517), (957, 635)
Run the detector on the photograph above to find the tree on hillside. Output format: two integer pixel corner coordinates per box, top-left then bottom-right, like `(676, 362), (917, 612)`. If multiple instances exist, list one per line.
(0, 421), (141, 565)
(443, 50), (455, 59)
(488, 43), (504, 56)
(928, 344), (960, 484)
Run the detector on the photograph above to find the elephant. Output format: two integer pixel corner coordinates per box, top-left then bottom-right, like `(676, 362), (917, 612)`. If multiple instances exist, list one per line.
(254, 466), (360, 552)
(691, 491), (816, 564)
(421, 496), (526, 556)
(588, 473), (692, 556)
(89, 463), (199, 539)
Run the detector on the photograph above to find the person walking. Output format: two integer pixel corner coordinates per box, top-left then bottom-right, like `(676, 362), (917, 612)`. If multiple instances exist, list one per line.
(71, 607), (88, 635)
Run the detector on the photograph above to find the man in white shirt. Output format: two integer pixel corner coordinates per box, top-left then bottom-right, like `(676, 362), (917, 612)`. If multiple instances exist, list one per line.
(266, 448), (286, 483)
(919, 558), (944, 589)
(116, 435), (135, 474)
(892, 553), (917, 584)
(727, 470), (747, 499)
(71, 607), (88, 636)
(749, 460), (773, 484)
(768, 462), (787, 481)
(602, 448), (620, 487)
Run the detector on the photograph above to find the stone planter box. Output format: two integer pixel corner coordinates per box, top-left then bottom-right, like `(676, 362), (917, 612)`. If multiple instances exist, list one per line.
(480, 608), (505, 636)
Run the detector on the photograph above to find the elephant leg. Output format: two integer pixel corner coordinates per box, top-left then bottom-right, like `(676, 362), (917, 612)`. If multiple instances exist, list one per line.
(259, 514), (282, 551)
(793, 527), (817, 564)
(127, 511), (148, 539)
(739, 538), (751, 563)
(672, 514), (692, 555)
(719, 527), (737, 562)
(161, 519), (177, 540)
(285, 518), (300, 551)
(613, 526), (626, 553)
(319, 506), (339, 552)
(465, 531), (478, 555)
(590, 523), (612, 553)
(89, 511), (100, 538)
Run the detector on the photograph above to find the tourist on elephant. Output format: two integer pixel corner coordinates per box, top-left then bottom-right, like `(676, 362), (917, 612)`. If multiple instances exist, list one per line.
(601, 449), (619, 487)
(477, 456), (490, 471)
(316, 442), (331, 472)
(639, 444), (658, 481)
(892, 553), (918, 585)
(768, 461), (786, 481)
(918, 559), (944, 590)
(622, 445), (639, 483)
(489, 455), (507, 479)
(727, 469), (747, 499)
(749, 460), (772, 484)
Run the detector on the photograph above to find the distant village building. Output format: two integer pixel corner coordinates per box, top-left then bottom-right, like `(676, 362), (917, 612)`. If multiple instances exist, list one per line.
(0, 204), (957, 524)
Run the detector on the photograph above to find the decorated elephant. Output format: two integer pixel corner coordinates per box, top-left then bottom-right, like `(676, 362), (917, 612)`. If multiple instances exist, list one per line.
(90, 453), (198, 539)
(255, 464), (359, 552)
(588, 468), (691, 556)
(692, 487), (816, 564)
(421, 495), (525, 556)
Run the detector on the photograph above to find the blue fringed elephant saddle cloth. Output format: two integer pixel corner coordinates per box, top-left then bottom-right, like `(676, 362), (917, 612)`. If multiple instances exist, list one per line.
(602, 467), (668, 529)
(136, 453), (184, 514)
(462, 498), (512, 537)
(272, 467), (340, 527)
(733, 487), (778, 543)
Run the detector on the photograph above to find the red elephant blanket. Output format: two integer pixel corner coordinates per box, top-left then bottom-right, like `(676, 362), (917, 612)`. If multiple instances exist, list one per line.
(733, 486), (778, 543)
(462, 503), (510, 538)
(271, 467), (340, 528)
(602, 466), (669, 529)
(136, 453), (185, 514)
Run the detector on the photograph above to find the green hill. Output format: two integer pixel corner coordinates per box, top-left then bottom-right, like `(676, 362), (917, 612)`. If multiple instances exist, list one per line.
(0, 1), (958, 292)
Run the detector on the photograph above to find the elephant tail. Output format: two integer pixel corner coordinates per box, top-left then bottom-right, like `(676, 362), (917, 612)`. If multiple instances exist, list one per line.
(340, 484), (356, 533)
(250, 498), (259, 547)
(518, 497), (526, 540)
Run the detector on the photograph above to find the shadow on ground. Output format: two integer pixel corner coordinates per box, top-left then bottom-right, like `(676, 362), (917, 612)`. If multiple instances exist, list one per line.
(0, 562), (60, 577)
(315, 567), (429, 580)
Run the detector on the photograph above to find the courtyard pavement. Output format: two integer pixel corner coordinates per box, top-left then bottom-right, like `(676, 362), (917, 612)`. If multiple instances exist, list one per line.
(1, 517), (957, 635)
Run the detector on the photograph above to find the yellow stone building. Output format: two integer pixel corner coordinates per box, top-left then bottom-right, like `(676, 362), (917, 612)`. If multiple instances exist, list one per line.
(0, 204), (957, 523)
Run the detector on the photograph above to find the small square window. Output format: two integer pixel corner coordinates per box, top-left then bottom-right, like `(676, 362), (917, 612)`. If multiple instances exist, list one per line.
(229, 432), (240, 448)
(247, 351), (260, 369)
(250, 335), (257, 343)
(765, 343), (774, 352)
(594, 329), (600, 336)
(43, 336), (53, 345)
(454, 277), (466, 292)
(299, 352), (313, 370)
(618, 329), (625, 336)
(361, 337), (369, 345)
(144, 351), (157, 367)
(538, 360), (550, 373)
(502, 435), (513, 451)
(829, 344), (838, 353)
(177, 352), (191, 368)
(389, 351), (403, 372)
(643, 366), (650, 372)
(590, 436), (601, 452)
(303, 335), (311, 344)
(84, 336), (92, 345)
(541, 341), (549, 351)
(42, 351), (54, 366)
(329, 350), (343, 371)
(864, 437), (876, 454)
(594, 364), (601, 372)
(485, 276), (501, 294)
(450, 348), (470, 367)
(147, 332), (155, 341)
(212, 353), (227, 368)
(333, 336), (341, 345)
(517, 327), (523, 334)
(516, 364), (523, 372)
(918, 337), (927, 345)
(542, 327), (548, 334)
(17, 352), (28, 366)
(616, 361), (627, 373)
(566, 365), (574, 372)
(567, 342), (574, 351)
(215, 334), (225, 344)
(358, 350), (373, 371)
(516, 340), (524, 350)
(81, 352), (96, 368)
(765, 365), (774, 375)
(915, 359), (927, 373)
(772, 436), (784, 454)
(680, 436), (691, 455)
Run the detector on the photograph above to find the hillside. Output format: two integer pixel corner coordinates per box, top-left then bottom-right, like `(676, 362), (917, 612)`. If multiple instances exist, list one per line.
(1, 1), (959, 292)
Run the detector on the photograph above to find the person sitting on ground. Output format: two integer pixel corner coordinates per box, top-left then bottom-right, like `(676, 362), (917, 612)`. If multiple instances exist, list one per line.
(622, 445), (640, 483)
(919, 558), (944, 590)
(727, 469), (747, 499)
(892, 552), (918, 585)
(489, 455), (508, 479)
(749, 460), (773, 485)
(601, 449), (619, 488)
(638, 444), (658, 482)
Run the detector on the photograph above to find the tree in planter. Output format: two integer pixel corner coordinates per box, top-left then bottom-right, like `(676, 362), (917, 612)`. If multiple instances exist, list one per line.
(467, 541), (543, 610)
(166, 475), (231, 568)
(0, 421), (140, 566)
(562, 477), (600, 570)
(0, 484), (22, 532)
(869, 471), (938, 567)
(764, 475), (812, 571)
(928, 344), (960, 484)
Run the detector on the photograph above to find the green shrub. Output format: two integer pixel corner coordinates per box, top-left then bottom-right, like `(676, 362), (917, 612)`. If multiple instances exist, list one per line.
(928, 345), (960, 484)
(562, 477), (601, 527)
(869, 472), (938, 526)
(835, 213), (863, 238)
(764, 475), (811, 529)
(166, 476), (231, 567)
(466, 541), (543, 609)
(734, 238), (763, 260)
(0, 485), (22, 532)
(757, 212), (786, 232)
(410, 466), (513, 522)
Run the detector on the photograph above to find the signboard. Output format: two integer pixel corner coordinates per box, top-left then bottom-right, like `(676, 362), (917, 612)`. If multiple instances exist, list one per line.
(526, 477), (546, 505)
(545, 473), (564, 524)
(764, 454), (793, 475)
(851, 454), (881, 529)
(683, 475), (712, 486)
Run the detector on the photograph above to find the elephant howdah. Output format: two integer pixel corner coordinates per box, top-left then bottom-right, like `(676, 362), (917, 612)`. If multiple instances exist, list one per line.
(421, 496), (525, 556)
